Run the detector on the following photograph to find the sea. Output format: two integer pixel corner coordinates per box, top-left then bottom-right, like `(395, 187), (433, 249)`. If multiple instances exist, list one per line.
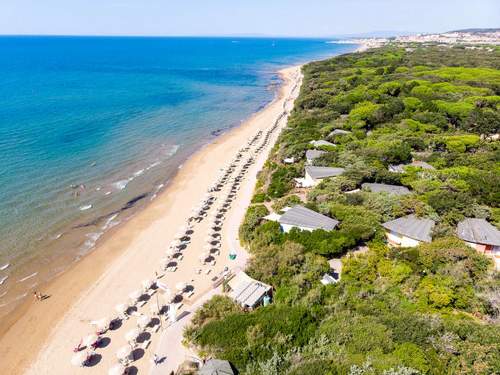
(0, 36), (357, 315)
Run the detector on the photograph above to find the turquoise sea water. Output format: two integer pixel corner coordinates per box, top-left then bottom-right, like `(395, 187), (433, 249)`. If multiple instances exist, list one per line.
(0, 36), (356, 310)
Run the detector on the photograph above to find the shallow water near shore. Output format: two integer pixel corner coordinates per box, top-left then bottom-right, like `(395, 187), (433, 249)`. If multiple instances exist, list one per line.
(0, 36), (356, 316)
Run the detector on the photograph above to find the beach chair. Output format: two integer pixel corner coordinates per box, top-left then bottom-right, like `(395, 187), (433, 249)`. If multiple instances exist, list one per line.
(139, 340), (151, 350)
(186, 290), (195, 298)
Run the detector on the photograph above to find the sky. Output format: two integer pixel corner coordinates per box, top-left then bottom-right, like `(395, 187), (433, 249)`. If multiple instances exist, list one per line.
(0, 0), (499, 37)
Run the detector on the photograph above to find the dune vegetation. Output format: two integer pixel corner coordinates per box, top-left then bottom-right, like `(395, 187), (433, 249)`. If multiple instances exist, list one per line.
(184, 45), (500, 374)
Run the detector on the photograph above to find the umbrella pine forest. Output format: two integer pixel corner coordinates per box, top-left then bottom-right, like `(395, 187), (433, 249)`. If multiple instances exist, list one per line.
(184, 45), (500, 374)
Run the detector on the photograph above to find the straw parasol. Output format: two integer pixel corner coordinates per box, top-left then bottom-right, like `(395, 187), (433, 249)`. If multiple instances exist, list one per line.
(83, 333), (99, 347)
(116, 346), (132, 361)
(71, 351), (88, 367)
(125, 328), (140, 344)
(108, 363), (125, 375)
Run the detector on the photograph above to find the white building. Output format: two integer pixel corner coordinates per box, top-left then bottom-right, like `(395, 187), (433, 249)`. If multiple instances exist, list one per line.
(382, 215), (435, 247)
(295, 166), (345, 187)
(457, 218), (500, 270)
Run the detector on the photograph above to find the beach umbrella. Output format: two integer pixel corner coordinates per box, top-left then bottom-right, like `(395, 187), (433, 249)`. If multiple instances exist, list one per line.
(175, 282), (187, 292)
(83, 333), (99, 347)
(169, 239), (181, 248)
(137, 315), (150, 329)
(125, 328), (140, 343)
(128, 290), (142, 303)
(142, 279), (153, 291)
(115, 303), (128, 314)
(97, 317), (110, 332)
(108, 363), (125, 375)
(71, 351), (88, 367)
(116, 346), (132, 361)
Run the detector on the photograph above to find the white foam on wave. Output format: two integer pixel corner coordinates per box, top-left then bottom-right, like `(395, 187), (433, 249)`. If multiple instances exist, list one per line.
(113, 179), (129, 191)
(79, 204), (92, 211)
(102, 214), (120, 231)
(0, 276), (8, 285)
(51, 233), (62, 240)
(17, 272), (37, 283)
(81, 231), (104, 252)
(0, 291), (7, 298)
(0, 263), (9, 271)
(134, 169), (145, 177)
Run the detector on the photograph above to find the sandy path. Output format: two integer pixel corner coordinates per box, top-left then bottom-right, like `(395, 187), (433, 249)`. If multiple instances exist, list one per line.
(0, 65), (301, 375)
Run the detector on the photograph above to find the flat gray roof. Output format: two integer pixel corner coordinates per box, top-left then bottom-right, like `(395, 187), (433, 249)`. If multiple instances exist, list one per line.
(328, 129), (351, 137)
(362, 183), (411, 196)
(382, 215), (435, 242)
(229, 274), (271, 309)
(279, 205), (339, 231)
(306, 149), (326, 161)
(198, 359), (235, 375)
(306, 166), (345, 180)
(457, 218), (500, 246)
(310, 140), (336, 147)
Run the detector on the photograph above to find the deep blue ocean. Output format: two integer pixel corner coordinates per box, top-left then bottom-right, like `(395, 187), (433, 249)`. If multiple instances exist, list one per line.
(0, 36), (356, 308)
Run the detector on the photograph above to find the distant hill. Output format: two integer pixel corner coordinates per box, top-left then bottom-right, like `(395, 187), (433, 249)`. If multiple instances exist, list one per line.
(449, 27), (500, 34)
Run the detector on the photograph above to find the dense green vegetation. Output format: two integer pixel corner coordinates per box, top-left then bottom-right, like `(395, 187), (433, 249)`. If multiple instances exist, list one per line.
(185, 45), (500, 374)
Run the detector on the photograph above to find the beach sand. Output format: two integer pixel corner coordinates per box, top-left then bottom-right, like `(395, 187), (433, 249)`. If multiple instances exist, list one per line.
(0, 65), (302, 375)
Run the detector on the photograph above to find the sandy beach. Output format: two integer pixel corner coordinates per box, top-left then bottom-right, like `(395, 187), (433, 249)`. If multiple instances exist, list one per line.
(0, 65), (302, 375)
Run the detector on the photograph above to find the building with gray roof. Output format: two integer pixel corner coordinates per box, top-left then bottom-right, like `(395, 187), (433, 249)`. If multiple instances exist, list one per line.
(309, 140), (336, 148)
(305, 149), (326, 164)
(228, 271), (272, 310)
(383, 215), (435, 247)
(457, 218), (500, 247)
(328, 129), (351, 137)
(389, 161), (435, 173)
(362, 183), (411, 196)
(279, 205), (339, 232)
(198, 359), (235, 375)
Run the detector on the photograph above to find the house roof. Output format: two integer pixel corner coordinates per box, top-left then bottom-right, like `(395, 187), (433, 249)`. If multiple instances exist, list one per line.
(389, 161), (435, 173)
(456, 218), (500, 246)
(198, 359), (235, 375)
(382, 215), (435, 242)
(279, 205), (339, 231)
(328, 129), (351, 137)
(305, 149), (326, 161)
(310, 140), (336, 147)
(229, 272), (271, 309)
(362, 183), (411, 196)
(305, 166), (345, 180)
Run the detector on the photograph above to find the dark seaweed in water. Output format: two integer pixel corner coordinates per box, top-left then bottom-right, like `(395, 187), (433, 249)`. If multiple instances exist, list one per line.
(73, 192), (149, 229)
(211, 128), (224, 136)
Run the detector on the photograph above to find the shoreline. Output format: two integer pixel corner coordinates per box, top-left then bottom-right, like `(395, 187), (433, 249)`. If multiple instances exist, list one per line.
(0, 65), (303, 375)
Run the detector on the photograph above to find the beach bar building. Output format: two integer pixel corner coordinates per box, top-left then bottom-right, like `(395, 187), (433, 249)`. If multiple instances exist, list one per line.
(382, 215), (435, 247)
(228, 271), (272, 310)
(295, 166), (345, 187)
(361, 183), (411, 196)
(456, 218), (500, 270)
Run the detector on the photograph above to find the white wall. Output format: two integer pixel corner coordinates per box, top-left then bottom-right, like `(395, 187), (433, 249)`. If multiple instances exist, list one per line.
(386, 231), (421, 247)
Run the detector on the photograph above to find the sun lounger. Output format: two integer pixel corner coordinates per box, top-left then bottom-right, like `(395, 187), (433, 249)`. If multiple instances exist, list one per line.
(210, 260), (216, 266)
(186, 291), (194, 298)
(205, 269), (211, 275)
(167, 266), (177, 272)
(137, 300), (147, 308)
